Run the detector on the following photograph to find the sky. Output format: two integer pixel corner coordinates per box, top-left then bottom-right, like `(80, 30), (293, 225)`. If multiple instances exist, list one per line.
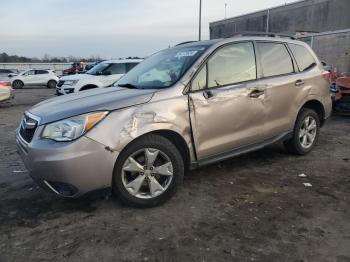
(0, 0), (298, 59)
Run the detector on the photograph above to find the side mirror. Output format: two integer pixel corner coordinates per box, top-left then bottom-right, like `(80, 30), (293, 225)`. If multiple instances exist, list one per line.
(103, 71), (111, 76)
(8, 74), (13, 78)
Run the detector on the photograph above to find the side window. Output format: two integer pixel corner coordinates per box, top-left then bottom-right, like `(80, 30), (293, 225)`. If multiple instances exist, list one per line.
(289, 44), (317, 72)
(207, 42), (256, 88)
(191, 65), (207, 91)
(126, 63), (138, 72)
(107, 63), (126, 74)
(25, 70), (35, 75)
(35, 70), (49, 75)
(257, 42), (294, 78)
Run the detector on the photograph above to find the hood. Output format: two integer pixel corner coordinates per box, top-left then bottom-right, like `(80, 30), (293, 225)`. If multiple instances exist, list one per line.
(59, 74), (94, 81)
(29, 87), (156, 125)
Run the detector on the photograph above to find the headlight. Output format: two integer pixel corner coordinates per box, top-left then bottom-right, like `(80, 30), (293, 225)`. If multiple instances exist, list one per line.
(64, 80), (79, 86)
(42, 111), (108, 141)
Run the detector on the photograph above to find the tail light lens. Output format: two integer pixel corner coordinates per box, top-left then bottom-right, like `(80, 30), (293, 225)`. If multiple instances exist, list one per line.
(0, 82), (11, 87)
(322, 71), (331, 82)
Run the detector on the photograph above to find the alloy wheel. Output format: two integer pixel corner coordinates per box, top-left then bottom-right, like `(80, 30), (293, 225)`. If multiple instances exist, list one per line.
(121, 148), (174, 199)
(299, 116), (317, 149)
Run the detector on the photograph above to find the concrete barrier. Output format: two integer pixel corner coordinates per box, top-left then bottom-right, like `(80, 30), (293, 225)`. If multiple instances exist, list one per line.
(0, 63), (72, 74)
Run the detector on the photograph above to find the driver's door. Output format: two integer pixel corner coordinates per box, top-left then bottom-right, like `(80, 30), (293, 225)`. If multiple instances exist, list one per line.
(188, 42), (267, 160)
(22, 70), (37, 85)
(101, 63), (126, 86)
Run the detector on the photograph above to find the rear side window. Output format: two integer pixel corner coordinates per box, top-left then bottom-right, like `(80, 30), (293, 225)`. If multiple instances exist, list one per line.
(108, 63), (126, 74)
(289, 44), (317, 72)
(207, 42), (256, 88)
(36, 70), (49, 75)
(257, 42), (294, 78)
(126, 63), (138, 72)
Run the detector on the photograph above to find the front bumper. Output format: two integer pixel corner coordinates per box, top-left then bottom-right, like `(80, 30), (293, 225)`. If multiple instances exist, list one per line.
(16, 131), (118, 197)
(56, 85), (75, 95)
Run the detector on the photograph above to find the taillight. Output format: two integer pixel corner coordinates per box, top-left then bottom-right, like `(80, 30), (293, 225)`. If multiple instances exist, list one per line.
(0, 82), (11, 87)
(322, 71), (331, 82)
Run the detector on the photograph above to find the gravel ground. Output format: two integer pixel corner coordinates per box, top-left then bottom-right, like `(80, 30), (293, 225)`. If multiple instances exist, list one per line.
(0, 87), (349, 262)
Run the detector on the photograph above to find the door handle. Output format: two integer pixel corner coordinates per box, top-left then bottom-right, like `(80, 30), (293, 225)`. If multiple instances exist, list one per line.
(249, 88), (265, 98)
(295, 80), (305, 87)
(203, 90), (214, 99)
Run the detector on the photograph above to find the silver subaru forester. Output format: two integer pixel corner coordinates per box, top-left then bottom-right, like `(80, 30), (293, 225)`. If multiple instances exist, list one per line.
(16, 36), (332, 207)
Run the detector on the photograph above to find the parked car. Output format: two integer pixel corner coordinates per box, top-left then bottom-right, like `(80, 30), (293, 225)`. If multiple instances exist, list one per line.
(0, 69), (18, 78)
(84, 61), (104, 72)
(0, 81), (14, 102)
(16, 36), (332, 207)
(56, 59), (142, 95)
(62, 62), (85, 75)
(11, 69), (59, 89)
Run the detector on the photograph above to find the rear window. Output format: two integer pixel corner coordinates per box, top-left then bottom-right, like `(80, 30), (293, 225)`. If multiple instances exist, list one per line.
(257, 42), (294, 78)
(289, 44), (317, 72)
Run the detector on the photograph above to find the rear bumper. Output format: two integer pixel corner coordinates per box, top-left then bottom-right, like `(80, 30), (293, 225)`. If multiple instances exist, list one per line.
(16, 132), (118, 197)
(0, 88), (14, 102)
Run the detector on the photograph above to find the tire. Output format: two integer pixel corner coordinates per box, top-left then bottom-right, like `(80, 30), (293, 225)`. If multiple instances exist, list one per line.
(12, 80), (24, 89)
(47, 80), (57, 89)
(113, 134), (184, 208)
(284, 108), (320, 155)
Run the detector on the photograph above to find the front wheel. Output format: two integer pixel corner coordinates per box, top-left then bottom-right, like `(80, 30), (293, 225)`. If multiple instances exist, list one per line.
(284, 108), (320, 155)
(113, 134), (184, 208)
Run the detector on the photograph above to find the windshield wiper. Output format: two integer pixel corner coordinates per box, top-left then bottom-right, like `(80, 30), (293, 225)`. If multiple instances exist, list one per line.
(118, 83), (139, 89)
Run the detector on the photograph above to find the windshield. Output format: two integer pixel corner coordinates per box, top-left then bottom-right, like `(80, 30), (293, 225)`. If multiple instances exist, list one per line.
(116, 45), (209, 89)
(86, 63), (110, 75)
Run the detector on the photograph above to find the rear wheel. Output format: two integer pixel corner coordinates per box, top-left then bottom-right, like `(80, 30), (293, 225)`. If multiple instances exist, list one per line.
(284, 108), (320, 155)
(113, 134), (184, 208)
(12, 80), (24, 89)
(47, 80), (57, 89)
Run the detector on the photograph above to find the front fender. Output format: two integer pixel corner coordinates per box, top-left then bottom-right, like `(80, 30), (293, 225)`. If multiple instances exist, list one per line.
(86, 94), (195, 161)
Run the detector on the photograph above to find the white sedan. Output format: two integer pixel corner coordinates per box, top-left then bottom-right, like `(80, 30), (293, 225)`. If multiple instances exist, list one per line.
(0, 81), (14, 102)
(11, 69), (59, 89)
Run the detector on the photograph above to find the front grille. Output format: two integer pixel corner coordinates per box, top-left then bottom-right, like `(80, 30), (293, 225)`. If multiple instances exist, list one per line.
(19, 115), (38, 143)
(57, 80), (65, 87)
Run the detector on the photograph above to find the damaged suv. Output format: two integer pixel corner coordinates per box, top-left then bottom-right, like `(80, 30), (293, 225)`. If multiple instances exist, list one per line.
(16, 36), (332, 207)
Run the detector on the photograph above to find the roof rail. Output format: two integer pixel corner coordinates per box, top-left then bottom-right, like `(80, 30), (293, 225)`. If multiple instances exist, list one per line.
(230, 32), (296, 40)
(175, 41), (198, 46)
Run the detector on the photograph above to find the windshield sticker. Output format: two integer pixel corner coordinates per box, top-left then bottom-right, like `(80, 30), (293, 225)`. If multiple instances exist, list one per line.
(175, 50), (198, 58)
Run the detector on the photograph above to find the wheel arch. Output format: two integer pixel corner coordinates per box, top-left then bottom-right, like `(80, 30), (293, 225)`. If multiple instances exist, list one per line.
(80, 84), (98, 91)
(299, 99), (326, 127)
(116, 129), (191, 172)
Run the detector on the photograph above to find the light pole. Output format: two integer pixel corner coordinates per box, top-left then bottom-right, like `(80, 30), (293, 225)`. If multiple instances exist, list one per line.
(225, 3), (227, 19)
(199, 0), (202, 41)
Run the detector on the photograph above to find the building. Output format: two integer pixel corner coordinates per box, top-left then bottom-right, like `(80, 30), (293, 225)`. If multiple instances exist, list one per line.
(209, 0), (350, 72)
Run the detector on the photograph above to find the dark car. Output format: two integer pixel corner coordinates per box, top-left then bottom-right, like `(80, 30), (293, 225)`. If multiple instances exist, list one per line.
(0, 69), (18, 78)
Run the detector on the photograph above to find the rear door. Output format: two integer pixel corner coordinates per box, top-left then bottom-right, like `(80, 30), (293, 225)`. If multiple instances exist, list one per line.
(35, 70), (50, 84)
(188, 41), (267, 160)
(255, 42), (301, 137)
